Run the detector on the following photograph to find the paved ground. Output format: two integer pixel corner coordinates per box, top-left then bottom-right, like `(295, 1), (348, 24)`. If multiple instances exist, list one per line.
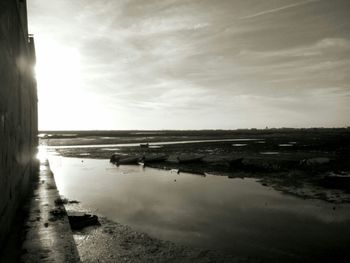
(21, 160), (80, 263)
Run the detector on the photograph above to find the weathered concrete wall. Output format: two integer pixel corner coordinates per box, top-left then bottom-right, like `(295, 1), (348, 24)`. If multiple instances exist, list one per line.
(0, 0), (38, 248)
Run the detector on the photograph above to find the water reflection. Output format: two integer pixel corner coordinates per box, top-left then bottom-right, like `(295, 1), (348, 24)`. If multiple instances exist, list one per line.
(36, 146), (48, 162)
(260, 151), (280, 155)
(232, 143), (247, 147)
(42, 138), (262, 149)
(50, 156), (350, 262)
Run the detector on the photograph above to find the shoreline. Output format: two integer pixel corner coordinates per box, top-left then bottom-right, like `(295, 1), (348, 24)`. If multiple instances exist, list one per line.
(50, 141), (350, 204)
(69, 212), (243, 263)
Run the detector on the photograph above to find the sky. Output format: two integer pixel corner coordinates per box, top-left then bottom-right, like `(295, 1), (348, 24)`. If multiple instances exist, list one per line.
(27, 0), (350, 130)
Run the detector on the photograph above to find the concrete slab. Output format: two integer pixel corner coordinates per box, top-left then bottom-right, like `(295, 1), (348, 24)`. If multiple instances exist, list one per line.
(21, 160), (81, 263)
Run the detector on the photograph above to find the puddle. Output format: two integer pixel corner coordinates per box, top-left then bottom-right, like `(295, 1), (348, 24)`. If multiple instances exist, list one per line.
(101, 148), (120, 151)
(148, 145), (164, 149)
(260, 151), (280, 155)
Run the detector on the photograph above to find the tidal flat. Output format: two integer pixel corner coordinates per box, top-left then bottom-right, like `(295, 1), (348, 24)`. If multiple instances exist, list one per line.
(40, 129), (350, 262)
(42, 128), (350, 203)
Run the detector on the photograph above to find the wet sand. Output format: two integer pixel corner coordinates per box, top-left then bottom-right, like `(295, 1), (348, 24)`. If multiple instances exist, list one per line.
(71, 216), (245, 263)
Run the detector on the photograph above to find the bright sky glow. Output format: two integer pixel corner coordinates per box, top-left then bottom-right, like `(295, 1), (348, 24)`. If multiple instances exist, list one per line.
(28, 0), (350, 130)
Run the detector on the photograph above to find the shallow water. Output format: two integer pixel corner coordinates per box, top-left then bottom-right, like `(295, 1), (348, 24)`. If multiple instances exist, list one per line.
(42, 138), (262, 149)
(260, 151), (280, 155)
(49, 155), (350, 263)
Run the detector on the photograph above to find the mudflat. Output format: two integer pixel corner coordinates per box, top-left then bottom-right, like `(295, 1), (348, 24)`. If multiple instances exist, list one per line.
(42, 128), (350, 203)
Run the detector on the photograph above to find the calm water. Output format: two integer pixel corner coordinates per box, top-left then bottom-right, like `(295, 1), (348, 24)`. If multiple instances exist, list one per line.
(49, 155), (350, 263)
(42, 138), (262, 149)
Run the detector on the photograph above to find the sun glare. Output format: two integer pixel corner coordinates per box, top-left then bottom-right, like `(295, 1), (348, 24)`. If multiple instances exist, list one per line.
(35, 39), (87, 129)
(35, 40), (82, 92)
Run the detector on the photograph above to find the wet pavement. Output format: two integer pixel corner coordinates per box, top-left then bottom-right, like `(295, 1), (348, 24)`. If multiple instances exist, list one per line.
(21, 159), (80, 263)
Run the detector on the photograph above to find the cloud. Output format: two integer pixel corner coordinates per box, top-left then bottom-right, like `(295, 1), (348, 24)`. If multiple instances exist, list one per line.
(239, 0), (319, 19)
(28, 0), (350, 129)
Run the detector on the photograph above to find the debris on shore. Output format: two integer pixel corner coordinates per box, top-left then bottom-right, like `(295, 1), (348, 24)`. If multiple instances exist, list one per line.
(67, 211), (100, 230)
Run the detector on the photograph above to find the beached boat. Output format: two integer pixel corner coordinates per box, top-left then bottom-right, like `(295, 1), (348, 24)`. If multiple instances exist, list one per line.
(110, 154), (140, 165)
(225, 157), (244, 167)
(177, 155), (204, 163)
(141, 154), (168, 164)
(110, 154), (119, 163)
(118, 156), (140, 165)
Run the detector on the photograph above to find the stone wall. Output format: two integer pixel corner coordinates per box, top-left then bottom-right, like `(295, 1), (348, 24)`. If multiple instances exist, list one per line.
(0, 0), (38, 248)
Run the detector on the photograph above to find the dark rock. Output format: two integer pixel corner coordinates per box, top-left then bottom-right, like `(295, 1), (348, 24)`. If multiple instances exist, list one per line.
(68, 212), (100, 230)
(49, 207), (67, 219)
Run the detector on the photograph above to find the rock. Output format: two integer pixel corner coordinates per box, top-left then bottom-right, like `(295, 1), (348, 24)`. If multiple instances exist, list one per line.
(49, 207), (67, 218)
(68, 212), (100, 230)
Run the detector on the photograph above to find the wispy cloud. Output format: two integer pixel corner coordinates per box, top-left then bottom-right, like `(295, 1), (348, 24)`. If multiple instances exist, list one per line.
(240, 0), (319, 19)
